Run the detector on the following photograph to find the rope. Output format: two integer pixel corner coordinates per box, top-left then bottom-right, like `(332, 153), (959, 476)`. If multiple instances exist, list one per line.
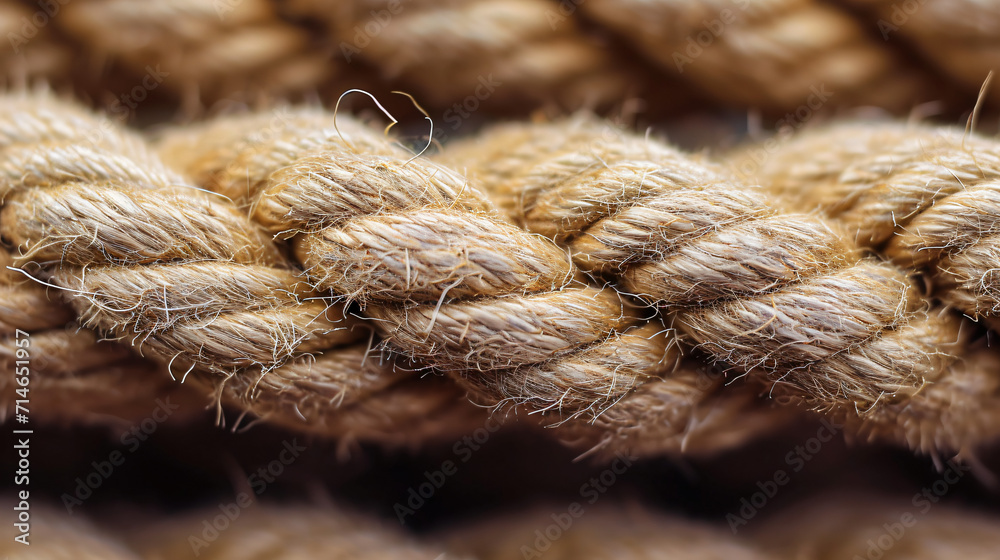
(442, 117), (1000, 454)
(7, 496), (1000, 559)
(0, 92), (483, 446)
(840, 0), (1000, 104)
(731, 121), (1000, 454)
(154, 105), (793, 459)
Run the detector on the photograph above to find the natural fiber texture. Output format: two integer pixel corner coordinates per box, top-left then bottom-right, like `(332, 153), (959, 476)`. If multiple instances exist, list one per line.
(0, 92), (485, 445)
(842, 0), (1000, 103)
(731, 122), (1000, 453)
(59, 0), (334, 105)
(581, 0), (936, 112)
(153, 106), (799, 458)
(738, 122), (1000, 329)
(752, 494), (1000, 560)
(287, 0), (649, 111)
(442, 117), (1000, 454)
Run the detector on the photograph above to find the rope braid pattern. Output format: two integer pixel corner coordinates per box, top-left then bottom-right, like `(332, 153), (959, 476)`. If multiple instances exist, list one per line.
(9, 496), (1000, 560)
(441, 118), (999, 454)
(286, 0), (647, 110)
(0, 93), (483, 446)
(156, 107), (683, 423)
(743, 123), (1000, 329)
(841, 0), (1000, 104)
(581, 0), (937, 111)
(155, 106), (799, 457)
(0, 95), (194, 427)
(59, 0), (334, 103)
(733, 122), (1000, 453)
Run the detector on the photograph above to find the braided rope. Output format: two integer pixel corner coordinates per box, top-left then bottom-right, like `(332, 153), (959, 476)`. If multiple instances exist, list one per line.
(731, 122), (1000, 453)
(581, 0), (936, 111)
(154, 106), (795, 458)
(841, 0), (1000, 104)
(8, 496), (1000, 559)
(0, 93), (486, 445)
(442, 117), (1000, 454)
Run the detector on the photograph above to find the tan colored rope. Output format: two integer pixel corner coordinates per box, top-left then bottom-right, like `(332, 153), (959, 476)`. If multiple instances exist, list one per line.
(752, 494), (1000, 560)
(11, 496), (1000, 559)
(737, 123), (1000, 329)
(441, 117), (1000, 454)
(581, 0), (936, 112)
(154, 106), (792, 458)
(729, 122), (1000, 453)
(59, 0), (334, 104)
(841, 0), (1000, 103)
(287, 0), (648, 111)
(0, 93), (484, 444)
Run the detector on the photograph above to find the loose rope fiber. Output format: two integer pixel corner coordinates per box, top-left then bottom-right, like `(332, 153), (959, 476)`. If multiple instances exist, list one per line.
(729, 122), (1000, 453)
(442, 117), (1000, 454)
(0, 92), (485, 446)
(155, 104), (792, 458)
(738, 122), (1000, 330)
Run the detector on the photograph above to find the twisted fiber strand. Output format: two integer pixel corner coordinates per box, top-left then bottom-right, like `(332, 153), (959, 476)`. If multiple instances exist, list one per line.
(841, 0), (1000, 103)
(443, 118), (993, 454)
(581, 0), (937, 111)
(156, 107), (684, 429)
(753, 494), (1000, 560)
(0, 93), (478, 443)
(288, 0), (650, 111)
(12, 497), (1000, 560)
(742, 123), (1000, 327)
(733, 122), (1000, 452)
(58, 0), (334, 103)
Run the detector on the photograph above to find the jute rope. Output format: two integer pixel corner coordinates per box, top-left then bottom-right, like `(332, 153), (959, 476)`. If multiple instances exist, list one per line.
(153, 104), (796, 458)
(580, 0), (937, 111)
(729, 122), (1000, 453)
(442, 117), (1000, 454)
(285, 0), (648, 111)
(738, 122), (1000, 329)
(7, 496), (1000, 559)
(841, 0), (1000, 104)
(0, 92), (486, 446)
(59, 0), (334, 105)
